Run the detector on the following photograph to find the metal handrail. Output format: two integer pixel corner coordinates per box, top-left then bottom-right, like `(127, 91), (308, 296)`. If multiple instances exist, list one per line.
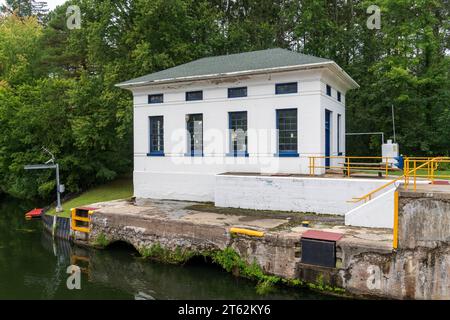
(309, 156), (396, 177)
(350, 157), (447, 203)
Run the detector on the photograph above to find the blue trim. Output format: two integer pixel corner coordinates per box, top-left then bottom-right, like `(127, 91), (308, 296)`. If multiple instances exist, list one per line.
(149, 116), (164, 156)
(325, 109), (331, 167)
(276, 108), (298, 156)
(147, 152), (165, 157)
(186, 91), (203, 101)
(184, 152), (204, 157)
(275, 82), (298, 95)
(228, 111), (248, 156)
(275, 152), (299, 158)
(226, 152), (249, 157)
(148, 94), (164, 104)
(228, 87), (248, 98)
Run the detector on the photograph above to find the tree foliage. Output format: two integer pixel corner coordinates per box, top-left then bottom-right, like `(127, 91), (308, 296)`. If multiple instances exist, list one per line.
(0, 0), (449, 200)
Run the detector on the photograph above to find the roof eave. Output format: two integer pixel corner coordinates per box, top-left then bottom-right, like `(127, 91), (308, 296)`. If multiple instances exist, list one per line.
(115, 61), (359, 91)
(327, 62), (360, 90)
(115, 61), (334, 89)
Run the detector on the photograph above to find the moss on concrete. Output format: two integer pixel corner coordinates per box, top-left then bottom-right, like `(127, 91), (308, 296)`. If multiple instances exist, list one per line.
(91, 232), (111, 248)
(139, 243), (198, 264)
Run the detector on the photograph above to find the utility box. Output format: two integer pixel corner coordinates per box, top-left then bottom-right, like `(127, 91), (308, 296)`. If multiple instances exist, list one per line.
(382, 139), (399, 164)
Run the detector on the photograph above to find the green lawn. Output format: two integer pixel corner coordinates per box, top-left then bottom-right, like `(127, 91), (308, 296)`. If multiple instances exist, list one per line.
(46, 178), (133, 218)
(390, 170), (450, 179)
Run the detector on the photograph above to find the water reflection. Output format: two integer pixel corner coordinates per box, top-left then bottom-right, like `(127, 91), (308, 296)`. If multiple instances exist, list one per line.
(1, 198), (332, 300)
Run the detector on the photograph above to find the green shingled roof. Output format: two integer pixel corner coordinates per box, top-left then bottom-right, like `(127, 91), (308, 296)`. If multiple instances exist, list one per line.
(117, 48), (332, 87)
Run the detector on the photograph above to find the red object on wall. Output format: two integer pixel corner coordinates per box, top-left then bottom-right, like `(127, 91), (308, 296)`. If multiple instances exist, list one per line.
(301, 230), (344, 242)
(25, 208), (43, 219)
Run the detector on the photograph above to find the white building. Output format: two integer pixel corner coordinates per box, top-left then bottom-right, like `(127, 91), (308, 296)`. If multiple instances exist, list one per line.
(117, 48), (360, 207)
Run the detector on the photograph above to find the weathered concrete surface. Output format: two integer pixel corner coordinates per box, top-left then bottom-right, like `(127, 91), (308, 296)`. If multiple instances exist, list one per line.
(399, 185), (450, 249)
(84, 190), (450, 299)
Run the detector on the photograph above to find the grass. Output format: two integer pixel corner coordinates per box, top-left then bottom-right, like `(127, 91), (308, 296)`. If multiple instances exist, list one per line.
(46, 177), (133, 218)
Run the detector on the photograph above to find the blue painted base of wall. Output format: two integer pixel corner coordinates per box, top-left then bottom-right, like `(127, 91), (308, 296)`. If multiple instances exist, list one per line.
(42, 213), (73, 241)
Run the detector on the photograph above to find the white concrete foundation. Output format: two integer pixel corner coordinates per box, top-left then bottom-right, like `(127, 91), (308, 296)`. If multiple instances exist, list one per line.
(214, 174), (393, 215)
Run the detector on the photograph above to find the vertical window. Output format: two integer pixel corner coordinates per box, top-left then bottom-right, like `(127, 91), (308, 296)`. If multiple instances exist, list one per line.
(229, 112), (248, 156)
(186, 114), (203, 156)
(337, 114), (342, 156)
(276, 82), (298, 95)
(148, 94), (164, 104)
(277, 109), (298, 156)
(186, 91), (203, 101)
(337, 91), (342, 102)
(228, 87), (247, 98)
(149, 116), (164, 156)
(326, 85), (332, 96)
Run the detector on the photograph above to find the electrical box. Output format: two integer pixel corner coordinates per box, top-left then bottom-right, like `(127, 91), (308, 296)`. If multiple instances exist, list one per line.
(301, 238), (336, 268)
(382, 139), (399, 164)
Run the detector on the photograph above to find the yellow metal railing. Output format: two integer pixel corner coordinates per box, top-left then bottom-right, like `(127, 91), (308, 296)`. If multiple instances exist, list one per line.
(71, 207), (96, 233)
(309, 156), (398, 177)
(350, 157), (450, 203)
(404, 157), (450, 191)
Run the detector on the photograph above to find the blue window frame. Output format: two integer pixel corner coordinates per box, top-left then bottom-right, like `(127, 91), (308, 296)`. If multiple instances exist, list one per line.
(228, 87), (247, 98)
(186, 91), (203, 101)
(326, 85), (332, 96)
(186, 114), (203, 156)
(325, 110), (331, 166)
(337, 91), (342, 102)
(148, 116), (164, 156)
(148, 94), (164, 104)
(276, 82), (298, 95)
(337, 114), (342, 156)
(276, 109), (298, 157)
(228, 111), (248, 157)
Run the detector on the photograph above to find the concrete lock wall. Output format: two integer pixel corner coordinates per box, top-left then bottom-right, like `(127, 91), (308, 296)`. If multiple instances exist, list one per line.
(132, 68), (347, 201)
(215, 175), (391, 215)
(398, 188), (450, 249)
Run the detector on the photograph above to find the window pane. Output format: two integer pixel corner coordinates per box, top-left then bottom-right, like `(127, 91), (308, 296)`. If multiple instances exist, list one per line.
(228, 87), (247, 98)
(149, 116), (164, 154)
(148, 94), (164, 104)
(337, 91), (341, 102)
(186, 91), (203, 101)
(326, 85), (332, 96)
(229, 112), (248, 155)
(187, 114), (203, 155)
(276, 82), (298, 95)
(277, 109), (298, 154)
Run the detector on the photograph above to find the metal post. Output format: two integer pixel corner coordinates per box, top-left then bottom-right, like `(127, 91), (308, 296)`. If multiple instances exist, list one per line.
(55, 163), (62, 213)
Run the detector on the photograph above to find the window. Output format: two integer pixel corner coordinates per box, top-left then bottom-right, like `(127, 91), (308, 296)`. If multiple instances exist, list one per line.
(337, 91), (342, 102)
(326, 85), (332, 97)
(277, 109), (298, 156)
(337, 114), (342, 156)
(276, 82), (298, 95)
(148, 94), (164, 104)
(149, 116), (164, 156)
(229, 112), (248, 156)
(228, 87), (247, 98)
(186, 114), (203, 156)
(186, 91), (203, 101)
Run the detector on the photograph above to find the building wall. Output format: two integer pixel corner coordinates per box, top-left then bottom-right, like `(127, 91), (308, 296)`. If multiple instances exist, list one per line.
(214, 175), (390, 215)
(132, 69), (348, 201)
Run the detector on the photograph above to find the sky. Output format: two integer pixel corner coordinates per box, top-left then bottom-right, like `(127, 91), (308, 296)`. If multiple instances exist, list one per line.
(0, 0), (67, 11)
(45, 0), (67, 10)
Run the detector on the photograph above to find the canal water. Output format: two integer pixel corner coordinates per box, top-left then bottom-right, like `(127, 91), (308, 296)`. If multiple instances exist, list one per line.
(0, 197), (332, 300)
